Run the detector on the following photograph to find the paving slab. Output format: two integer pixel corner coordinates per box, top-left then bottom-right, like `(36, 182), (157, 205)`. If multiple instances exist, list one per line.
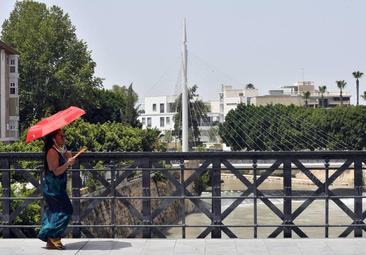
(1, 238), (366, 255)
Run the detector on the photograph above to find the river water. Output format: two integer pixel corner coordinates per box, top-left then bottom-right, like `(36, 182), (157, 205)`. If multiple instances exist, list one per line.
(166, 179), (364, 238)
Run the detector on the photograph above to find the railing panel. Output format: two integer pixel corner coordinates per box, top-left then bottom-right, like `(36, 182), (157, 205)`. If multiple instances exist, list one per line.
(0, 152), (365, 239)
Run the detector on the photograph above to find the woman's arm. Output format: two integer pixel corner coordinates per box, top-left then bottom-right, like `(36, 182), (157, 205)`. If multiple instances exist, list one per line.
(47, 149), (76, 176)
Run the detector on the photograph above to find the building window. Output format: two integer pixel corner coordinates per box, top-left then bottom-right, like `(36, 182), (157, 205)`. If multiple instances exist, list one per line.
(9, 58), (16, 73)
(168, 103), (176, 113)
(166, 117), (170, 125)
(160, 103), (164, 113)
(7, 120), (17, 131)
(160, 117), (165, 127)
(147, 117), (152, 127)
(10, 83), (16, 95)
(152, 104), (156, 112)
(142, 118), (146, 125)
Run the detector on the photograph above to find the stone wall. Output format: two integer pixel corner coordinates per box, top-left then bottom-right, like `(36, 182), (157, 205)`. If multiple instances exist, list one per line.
(80, 176), (196, 237)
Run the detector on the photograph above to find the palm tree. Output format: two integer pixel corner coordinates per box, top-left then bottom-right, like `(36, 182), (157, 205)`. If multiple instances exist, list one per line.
(361, 91), (366, 101)
(336, 80), (347, 106)
(246, 83), (255, 89)
(302, 91), (311, 108)
(352, 71), (364, 105)
(318, 85), (327, 108)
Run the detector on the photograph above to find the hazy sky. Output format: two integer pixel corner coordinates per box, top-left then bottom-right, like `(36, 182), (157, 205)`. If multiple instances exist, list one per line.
(1, 0), (366, 104)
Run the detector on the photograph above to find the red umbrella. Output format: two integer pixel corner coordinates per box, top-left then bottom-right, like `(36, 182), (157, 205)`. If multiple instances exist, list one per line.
(26, 106), (85, 144)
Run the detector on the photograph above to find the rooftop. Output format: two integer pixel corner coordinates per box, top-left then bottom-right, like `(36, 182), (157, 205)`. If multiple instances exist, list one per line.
(0, 40), (18, 55)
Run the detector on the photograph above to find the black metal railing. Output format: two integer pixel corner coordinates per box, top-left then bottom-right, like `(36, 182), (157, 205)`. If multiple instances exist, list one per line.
(1, 151), (366, 238)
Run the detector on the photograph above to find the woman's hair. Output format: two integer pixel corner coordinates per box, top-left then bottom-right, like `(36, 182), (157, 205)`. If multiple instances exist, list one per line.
(43, 129), (61, 172)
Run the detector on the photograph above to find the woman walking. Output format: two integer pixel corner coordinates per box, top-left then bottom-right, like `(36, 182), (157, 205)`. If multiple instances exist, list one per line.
(38, 129), (75, 249)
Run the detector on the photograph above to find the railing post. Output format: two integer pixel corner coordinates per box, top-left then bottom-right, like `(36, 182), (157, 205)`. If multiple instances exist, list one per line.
(142, 158), (152, 238)
(324, 159), (330, 238)
(72, 160), (81, 238)
(354, 159), (363, 237)
(283, 159), (292, 238)
(253, 159), (258, 238)
(111, 162), (116, 238)
(180, 159), (186, 239)
(211, 158), (221, 238)
(1, 159), (10, 238)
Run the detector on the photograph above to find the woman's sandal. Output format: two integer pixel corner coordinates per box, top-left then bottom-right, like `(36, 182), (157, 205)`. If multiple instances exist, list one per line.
(46, 238), (65, 250)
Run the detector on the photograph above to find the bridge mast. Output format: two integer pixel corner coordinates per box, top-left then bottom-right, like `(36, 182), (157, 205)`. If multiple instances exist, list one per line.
(182, 18), (189, 152)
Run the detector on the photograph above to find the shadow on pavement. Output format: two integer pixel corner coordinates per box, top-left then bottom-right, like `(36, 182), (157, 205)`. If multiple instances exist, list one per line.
(48, 240), (132, 250)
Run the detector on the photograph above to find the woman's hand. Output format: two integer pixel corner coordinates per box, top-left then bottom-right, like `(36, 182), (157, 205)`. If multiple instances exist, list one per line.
(67, 157), (76, 167)
(64, 151), (72, 159)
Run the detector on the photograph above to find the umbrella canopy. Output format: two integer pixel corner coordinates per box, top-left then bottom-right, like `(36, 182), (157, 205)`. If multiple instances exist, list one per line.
(26, 106), (85, 144)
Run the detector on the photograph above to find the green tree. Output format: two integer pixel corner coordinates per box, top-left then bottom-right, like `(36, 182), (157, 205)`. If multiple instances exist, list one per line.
(302, 91), (311, 108)
(219, 104), (366, 151)
(336, 80), (347, 106)
(318, 85), (327, 108)
(352, 71), (364, 105)
(110, 83), (141, 127)
(0, 119), (163, 153)
(162, 130), (173, 143)
(85, 88), (125, 123)
(1, 1), (102, 129)
(124, 83), (141, 127)
(173, 85), (208, 150)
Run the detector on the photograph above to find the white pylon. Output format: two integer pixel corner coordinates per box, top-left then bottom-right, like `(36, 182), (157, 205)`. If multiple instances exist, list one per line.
(182, 18), (189, 152)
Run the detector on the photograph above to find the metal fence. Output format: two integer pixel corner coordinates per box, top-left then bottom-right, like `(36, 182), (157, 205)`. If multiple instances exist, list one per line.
(1, 151), (366, 238)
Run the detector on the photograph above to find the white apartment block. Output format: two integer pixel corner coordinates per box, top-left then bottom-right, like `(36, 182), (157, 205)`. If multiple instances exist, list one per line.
(138, 95), (222, 145)
(253, 81), (351, 107)
(222, 85), (258, 117)
(138, 96), (177, 131)
(209, 84), (259, 123)
(0, 41), (19, 142)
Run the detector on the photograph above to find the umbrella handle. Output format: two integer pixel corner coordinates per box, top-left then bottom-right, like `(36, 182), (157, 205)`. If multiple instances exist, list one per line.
(73, 148), (87, 159)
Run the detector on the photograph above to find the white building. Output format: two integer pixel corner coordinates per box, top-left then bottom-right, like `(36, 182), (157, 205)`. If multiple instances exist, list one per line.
(138, 94), (223, 147)
(208, 84), (259, 123)
(138, 95), (177, 131)
(0, 41), (19, 142)
(138, 84), (259, 145)
(253, 81), (351, 107)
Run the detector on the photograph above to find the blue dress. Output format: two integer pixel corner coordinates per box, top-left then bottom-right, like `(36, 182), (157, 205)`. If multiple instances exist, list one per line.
(38, 149), (73, 241)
